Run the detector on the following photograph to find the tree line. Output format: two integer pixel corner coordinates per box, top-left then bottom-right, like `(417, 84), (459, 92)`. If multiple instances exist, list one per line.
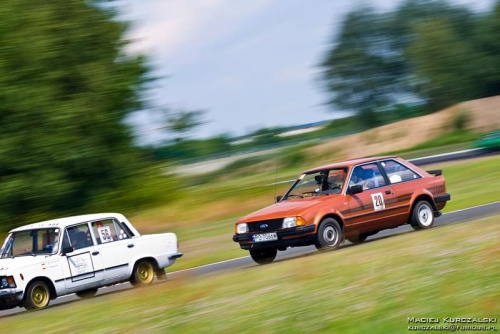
(0, 0), (175, 232)
(320, 0), (500, 126)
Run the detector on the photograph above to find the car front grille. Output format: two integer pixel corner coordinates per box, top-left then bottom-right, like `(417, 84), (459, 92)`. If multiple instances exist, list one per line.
(247, 218), (283, 232)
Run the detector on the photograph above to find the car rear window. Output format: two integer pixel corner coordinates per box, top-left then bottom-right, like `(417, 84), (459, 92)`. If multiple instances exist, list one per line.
(381, 160), (421, 183)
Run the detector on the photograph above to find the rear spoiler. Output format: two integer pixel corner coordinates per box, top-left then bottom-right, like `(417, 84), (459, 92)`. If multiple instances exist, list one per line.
(427, 170), (442, 176)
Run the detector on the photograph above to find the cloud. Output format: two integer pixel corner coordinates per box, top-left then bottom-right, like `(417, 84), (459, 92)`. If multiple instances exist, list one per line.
(121, 0), (274, 65)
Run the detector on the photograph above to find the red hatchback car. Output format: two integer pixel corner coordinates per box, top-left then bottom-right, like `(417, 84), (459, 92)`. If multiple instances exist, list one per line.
(233, 156), (450, 264)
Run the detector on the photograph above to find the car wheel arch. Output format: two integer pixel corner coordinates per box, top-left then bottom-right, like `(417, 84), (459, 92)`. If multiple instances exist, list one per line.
(25, 277), (57, 300)
(130, 256), (160, 278)
(315, 213), (345, 233)
(411, 192), (438, 211)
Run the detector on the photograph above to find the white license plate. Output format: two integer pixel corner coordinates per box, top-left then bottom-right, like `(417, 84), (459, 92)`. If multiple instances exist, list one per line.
(252, 232), (278, 243)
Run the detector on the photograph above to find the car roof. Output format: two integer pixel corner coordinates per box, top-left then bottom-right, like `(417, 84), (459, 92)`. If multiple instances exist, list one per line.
(303, 156), (398, 174)
(9, 213), (126, 232)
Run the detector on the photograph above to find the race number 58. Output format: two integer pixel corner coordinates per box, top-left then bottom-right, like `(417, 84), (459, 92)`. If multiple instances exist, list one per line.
(371, 193), (385, 211)
(98, 226), (113, 243)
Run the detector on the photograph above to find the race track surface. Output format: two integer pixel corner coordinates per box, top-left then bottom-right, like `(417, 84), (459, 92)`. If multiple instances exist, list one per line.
(2, 201), (499, 317)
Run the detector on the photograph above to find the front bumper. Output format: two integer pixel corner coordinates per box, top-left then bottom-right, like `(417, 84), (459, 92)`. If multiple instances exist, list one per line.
(0, 290), (23, 309)
(233, 224), (316, 250)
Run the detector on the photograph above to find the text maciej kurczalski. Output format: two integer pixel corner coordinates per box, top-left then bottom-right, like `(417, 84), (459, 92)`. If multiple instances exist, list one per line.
(408, 317), (497, 324)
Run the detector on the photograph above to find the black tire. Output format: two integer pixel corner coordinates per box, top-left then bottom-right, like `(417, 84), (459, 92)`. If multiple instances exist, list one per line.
(130, 260), (156, 287)
(24, 280), (51, 310)
(75, 288), (98, 299)
(410, 200), (435, 230)
(249, 248), (277, 265)
(315, 218), (342, 250)
(346, 233), (368, 244)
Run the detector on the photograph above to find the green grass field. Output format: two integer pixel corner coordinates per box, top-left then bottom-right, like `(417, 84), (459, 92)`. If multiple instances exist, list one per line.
(131, 155), (500, 270)
(3, 215), (498, 333)
(424, 155), (500, 212)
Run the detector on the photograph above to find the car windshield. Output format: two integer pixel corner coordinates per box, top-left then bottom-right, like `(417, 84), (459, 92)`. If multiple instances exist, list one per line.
(0, 228), (60, 258)
(283, 168), (347, 200)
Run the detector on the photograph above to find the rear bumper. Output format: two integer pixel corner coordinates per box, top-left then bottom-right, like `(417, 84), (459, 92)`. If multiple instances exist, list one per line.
(434, 193), (451, 203)
(168, 252), (183, 260)
(233, 224), (316, 250)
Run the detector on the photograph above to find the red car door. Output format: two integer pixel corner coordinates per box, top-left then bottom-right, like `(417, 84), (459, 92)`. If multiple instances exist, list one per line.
(344, 163), (397, 234)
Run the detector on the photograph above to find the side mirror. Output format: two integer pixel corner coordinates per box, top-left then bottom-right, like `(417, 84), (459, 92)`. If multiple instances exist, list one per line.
(62, 246), (74, 255)
(349, 185), (363, 195)
(275, 196), (282, 203)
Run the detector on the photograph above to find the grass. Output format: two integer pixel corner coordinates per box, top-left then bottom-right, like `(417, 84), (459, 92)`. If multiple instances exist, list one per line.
(130, 154), (500, 270)
(2, 215), (498, 333)
(426, 155), (500, 212)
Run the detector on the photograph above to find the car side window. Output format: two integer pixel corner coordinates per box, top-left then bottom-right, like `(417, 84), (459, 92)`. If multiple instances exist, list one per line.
(92, 219), (131, 244)
(66, 224), (93, 250)
(37, 229), (60, 254)
(350, 164), (386, 190)
(381, 160), (421, 183)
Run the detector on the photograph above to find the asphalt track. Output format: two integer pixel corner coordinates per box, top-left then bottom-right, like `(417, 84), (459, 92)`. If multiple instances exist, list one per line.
(1, 200), (499, 317)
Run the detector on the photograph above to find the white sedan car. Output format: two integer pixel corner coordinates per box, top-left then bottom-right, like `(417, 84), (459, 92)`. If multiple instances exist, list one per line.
(0, 213), (182, 310)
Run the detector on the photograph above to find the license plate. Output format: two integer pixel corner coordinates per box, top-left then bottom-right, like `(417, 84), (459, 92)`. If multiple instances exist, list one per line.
(252, 232), (278, 243)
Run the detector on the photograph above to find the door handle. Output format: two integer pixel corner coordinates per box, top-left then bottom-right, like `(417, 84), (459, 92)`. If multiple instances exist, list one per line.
(92, 251), (99, 256)
(385, 190), (391, 194)
(127, 244), (134, 248)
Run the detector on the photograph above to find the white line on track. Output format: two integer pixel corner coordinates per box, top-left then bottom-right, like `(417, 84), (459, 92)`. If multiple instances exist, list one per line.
(441, 200), (500, 215)
(172, 256), (250, 274)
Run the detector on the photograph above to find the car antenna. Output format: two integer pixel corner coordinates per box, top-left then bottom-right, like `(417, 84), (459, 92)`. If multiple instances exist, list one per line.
(274, 155), (280, 202)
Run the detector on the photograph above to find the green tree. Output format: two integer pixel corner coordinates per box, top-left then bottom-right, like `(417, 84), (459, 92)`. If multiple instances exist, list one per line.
(319, 0), (475, 122)
(407, 1), (500, 110)
(406, 19), (478, 110)
(320, 6), (396, 127)
(0, 0), (153, 231)
(163, 109), (206, 142)
(467, 0), (500, 97)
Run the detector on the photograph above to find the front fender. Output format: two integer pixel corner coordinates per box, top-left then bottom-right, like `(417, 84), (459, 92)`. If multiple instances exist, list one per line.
(311, 208), (345, 230)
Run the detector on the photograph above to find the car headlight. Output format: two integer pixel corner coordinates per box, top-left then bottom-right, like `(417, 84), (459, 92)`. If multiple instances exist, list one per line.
(0, 276), (16, 289)
(237, 223), (248, 234)
(282, 216), (306, 228)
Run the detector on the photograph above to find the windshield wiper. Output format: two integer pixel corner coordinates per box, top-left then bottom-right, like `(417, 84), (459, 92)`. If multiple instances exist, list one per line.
(286, 194), (303, 199)
(302, 191), (326, 197)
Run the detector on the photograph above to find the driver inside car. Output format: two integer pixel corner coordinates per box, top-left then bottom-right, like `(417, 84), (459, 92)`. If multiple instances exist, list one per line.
(350, 168), (376, 190)
(314, 171), (345, 194)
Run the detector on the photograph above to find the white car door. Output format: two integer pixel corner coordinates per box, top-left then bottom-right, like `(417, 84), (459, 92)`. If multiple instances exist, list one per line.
(90, 219), (135, 283)
(60, 223), (104, 293)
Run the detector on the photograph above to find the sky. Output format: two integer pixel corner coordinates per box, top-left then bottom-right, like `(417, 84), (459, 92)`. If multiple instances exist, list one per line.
(117, 0), (495, 145)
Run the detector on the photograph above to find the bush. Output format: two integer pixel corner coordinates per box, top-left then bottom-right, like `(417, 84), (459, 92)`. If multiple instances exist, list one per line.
(452, 109), (470, 131)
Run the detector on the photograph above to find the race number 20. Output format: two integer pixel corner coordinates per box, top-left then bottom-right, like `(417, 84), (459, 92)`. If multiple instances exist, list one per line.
(371, 193), (385, 211)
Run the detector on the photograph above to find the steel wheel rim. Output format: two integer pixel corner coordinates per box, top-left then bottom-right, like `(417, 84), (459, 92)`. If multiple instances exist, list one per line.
(32, 285), (49, 308)
(418, 204), (433, 226)
(138, 263), (154, 283)
(323, 225), (338, 245)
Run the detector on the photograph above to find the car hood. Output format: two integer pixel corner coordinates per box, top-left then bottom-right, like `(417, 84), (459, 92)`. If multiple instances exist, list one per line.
(239, 195), (339, 222)
(0, 255), (51, 274)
